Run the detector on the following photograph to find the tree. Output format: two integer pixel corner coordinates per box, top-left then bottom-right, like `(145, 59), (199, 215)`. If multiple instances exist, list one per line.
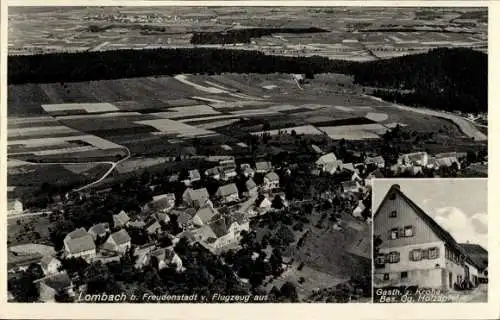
(280, 282), (299, 302)
(276, 225), (295, 245)
(271, 195), (284, 210)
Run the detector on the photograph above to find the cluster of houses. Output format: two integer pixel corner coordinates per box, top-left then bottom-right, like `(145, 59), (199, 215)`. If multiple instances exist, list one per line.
(58, 156), (283, 266)
(392, 151), (466, 176)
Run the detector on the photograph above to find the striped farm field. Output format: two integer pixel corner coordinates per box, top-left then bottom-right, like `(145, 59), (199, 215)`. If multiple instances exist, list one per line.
(318, 123), (390, 140)
(8, 163), (111, 187)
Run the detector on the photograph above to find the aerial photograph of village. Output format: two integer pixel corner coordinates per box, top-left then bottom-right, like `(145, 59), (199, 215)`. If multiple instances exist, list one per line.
(6, 6), (487, 303)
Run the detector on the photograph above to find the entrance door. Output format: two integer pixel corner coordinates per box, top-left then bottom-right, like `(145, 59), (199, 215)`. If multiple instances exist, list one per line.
(449, 272), (453, 288)
(464, 265), (470, 281)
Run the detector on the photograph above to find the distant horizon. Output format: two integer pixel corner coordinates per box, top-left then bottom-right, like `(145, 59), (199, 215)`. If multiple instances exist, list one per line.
(373, 178), (488, 250)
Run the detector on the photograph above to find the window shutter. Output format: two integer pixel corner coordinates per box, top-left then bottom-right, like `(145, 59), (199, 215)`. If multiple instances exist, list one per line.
(388, 231), (392, 240)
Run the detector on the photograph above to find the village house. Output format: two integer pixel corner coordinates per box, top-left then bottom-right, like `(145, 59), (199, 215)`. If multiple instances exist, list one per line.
(145, 219), (162, 236)
(365, 156), (385, 169)
(192, 206), (218, 227)
(352, 200), (366, 219)
(88, 223), (110, 241)
(220, 167), (238, 181)
(240, 163), (255, 178)
(216, 183), (240, 204)
(245, 179), (258, 197)
(460, 243), (488, 284)
(341, 180), (362, 193)
(316, 152), (343, 175)
(7, 199), (24, 215)
(63, 228), (96, 261)
(435, 157), (461, 170)
(189, 169), (201, 183)
(39, 255), (62, 276)
(148, 193), (176, 213)
(182, 187), (211, 209)
(170, 208), (195, 231)
(142, 246), (184, 272)
(113, 210), (130, 229)
(364, 169), (384, 188)
(263, 172), (280, 191)
(255, 161), (273, 174)
(34, 271), (75, 302)
(102, 229), (131, 254)
(398, 152), (429, 167)
(254, 195), (273, 215)
(195, 214), (250, 254)
(205, 166), (221, 180)
(155, 212), (171, 224)
(373, 184), (486, 291)
(129, 219), (147, 229)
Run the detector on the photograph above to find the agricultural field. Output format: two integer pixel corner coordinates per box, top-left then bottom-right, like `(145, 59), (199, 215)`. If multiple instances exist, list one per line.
(8, 72), (486, 191)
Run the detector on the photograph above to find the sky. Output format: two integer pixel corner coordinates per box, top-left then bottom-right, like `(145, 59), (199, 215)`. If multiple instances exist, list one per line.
(373, 178), (488, 250)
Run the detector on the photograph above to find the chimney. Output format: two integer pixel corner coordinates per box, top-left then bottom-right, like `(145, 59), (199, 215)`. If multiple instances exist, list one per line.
(392, 184), (401, 190)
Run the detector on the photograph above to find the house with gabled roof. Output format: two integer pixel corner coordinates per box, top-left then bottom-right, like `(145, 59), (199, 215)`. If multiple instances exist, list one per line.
(102, 229), (131, 254)
(148, 193), (176, 213)
(182, 188), (210, 209)
(140, 246), (184, 272)
(460, 243), (488, 284)
(365, 156), (385, 169)
(64, 228), (96, 261)
(398, 152), (429, 167)
(145, 219), (162, 236)
(216, 183), (240, 204)
(88, 223), (110, 241)
(263, 172), (280, 191)
(192, 206), (218, 227)
(40, 255), (62, 276)
(341, 180), (362, 193)
(34, 271), (75, 302)
(240, 163), (255, 178)
(194, 213), (249, 254)
(205, 166), (221, 180)
(373, 184), (483, 291)
(365, 169), (384, 188)
(255, 161), (273, 174)
(245, 178), (258, 197)
(113, 210), (130, 229)
(189, 169), (201, 182)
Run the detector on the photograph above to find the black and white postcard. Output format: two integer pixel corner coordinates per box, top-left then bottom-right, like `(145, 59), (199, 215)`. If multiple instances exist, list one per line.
(1, 3), (496, 320)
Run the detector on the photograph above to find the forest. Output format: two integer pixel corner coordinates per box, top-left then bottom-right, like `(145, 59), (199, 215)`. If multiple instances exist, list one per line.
(8, 47), (487, 114)
(191, 27), (328, 45)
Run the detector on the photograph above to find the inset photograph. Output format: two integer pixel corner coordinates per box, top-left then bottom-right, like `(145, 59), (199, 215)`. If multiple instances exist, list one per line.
(373, 179), (488, 303)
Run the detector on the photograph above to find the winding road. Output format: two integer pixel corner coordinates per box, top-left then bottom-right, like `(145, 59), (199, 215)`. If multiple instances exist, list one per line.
(72, 146), (131, 192)
(365, 95), (487, 141)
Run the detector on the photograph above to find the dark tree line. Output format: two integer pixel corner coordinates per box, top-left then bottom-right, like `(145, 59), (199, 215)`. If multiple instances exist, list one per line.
(191, 27), (328, 45)
(9, 47), (486, 115)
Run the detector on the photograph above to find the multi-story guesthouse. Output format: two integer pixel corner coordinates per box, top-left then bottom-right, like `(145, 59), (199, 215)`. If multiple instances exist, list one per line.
(374, 184), (486, 291)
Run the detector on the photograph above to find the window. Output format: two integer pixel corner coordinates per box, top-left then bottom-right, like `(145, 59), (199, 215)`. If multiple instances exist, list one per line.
(428, 247), (439, 259)
(387, 251), (400, 263)
(401, 272), (408, 279)
(389, 228), (399, 240)
(404, 226), (414, 237)
(410, 249), (422, 261)
(390, 210), (397, 218)
(384, 273), (390, 280)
